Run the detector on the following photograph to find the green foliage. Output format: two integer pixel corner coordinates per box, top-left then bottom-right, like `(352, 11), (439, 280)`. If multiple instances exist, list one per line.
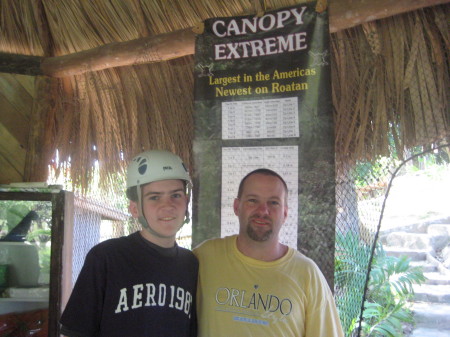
(409, 145), (450, 166)
(0, 202), (32, 234)
(26, 229), (52, 243)
(0, 200), (53, 284)
(335, 230), (372, 335)
(354, 145), (449, 190)
(335, 232), (427, 337)
(359, 245), (427, 337)
(361, 302), (411, 337)
(353, 157), (396, 189)
(38, 246), (52, 274)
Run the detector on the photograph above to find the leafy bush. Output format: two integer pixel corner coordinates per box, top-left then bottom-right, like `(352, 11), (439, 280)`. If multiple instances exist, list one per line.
(335, 231), (372, 335)
(335, 233), (427, 337)
(0, 201), (53, 284)
(359, 245), (427, 337)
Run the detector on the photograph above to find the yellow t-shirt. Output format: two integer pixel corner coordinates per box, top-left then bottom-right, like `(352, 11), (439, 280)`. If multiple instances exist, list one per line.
(193, 235), (344, 337)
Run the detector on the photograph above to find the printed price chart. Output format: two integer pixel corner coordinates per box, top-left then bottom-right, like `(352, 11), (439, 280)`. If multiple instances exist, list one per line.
(222, 97), (299, 139)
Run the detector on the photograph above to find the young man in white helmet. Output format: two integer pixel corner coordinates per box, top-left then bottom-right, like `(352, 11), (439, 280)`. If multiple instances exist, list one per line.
(60, 150), (198, 337)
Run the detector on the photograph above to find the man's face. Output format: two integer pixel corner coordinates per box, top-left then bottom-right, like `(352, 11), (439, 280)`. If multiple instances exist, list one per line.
(129, 179), (188, 240)
(234, 173), (288, 242)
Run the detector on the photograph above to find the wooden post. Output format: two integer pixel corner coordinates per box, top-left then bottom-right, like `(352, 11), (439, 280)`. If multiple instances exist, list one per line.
(24, 76), (58, 182)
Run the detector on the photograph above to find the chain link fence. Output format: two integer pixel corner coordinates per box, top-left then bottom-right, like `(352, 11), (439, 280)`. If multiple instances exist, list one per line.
(331, 5), (449, 336)
(45, 5), (448, 337)
(335, 145), (450, 336)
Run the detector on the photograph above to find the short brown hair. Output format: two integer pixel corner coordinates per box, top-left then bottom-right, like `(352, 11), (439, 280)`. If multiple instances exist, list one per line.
(237, 168), (288, 200)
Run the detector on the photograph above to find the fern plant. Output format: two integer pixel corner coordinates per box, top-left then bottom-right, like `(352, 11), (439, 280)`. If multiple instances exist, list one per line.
(335, 232), (427, 337)
(359, 245), (427, 337)
(335, 230), (372, 335)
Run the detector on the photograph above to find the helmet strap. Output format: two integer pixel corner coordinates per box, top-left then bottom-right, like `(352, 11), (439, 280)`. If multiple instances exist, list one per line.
(183, 210), (190, 225)
(182, 187), (192, 225)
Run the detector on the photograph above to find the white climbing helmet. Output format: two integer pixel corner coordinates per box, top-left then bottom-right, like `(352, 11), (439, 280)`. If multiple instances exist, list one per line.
(126, 150), (192, 191)
(126, 150), (192, 234)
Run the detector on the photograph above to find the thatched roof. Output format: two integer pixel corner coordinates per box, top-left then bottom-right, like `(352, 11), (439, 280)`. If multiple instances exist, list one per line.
(0, 0), (448, 192)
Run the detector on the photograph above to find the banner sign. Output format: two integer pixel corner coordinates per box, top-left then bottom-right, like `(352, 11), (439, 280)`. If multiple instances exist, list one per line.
(193, 2), (335, 281)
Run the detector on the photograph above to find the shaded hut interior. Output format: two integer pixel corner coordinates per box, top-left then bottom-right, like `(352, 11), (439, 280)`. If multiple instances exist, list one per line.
(1, 0), (448, 189)
(0, 0), (449, 336)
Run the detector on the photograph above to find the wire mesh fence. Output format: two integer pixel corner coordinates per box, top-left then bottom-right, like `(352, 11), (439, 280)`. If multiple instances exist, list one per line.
(56, 145), (449, 335)
(330, 6), (449, 335)
(335, 146), (450, 336)
(55, 148), (450, 337)
(58, 185), (193, 289)
(44, 5), (449, 337)
(335, 157), (396, 336)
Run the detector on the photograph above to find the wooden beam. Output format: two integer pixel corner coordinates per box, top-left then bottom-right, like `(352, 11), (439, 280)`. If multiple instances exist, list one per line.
(40, 28), (196, 77)
(0, 53), (43, 76)
(0, 0), (447, 77)
(329, 0), (449, 32)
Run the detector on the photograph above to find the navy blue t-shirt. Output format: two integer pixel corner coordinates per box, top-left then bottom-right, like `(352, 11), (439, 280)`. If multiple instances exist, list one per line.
(60, 231), (198, 337)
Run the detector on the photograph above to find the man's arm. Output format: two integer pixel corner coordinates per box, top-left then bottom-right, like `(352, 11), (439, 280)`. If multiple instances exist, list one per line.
(304, 262), (345, 337)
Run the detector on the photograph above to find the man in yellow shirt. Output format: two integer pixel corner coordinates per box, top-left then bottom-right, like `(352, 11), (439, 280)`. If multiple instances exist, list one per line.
(194, 168), (344, 337)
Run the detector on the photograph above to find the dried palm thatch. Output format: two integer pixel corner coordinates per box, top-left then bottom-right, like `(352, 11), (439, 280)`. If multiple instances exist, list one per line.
(332, 5), (449, 165)
(0, 0), (449, 193)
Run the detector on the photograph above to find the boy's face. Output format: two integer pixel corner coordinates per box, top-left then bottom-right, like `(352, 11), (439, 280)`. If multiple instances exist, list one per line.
(129, 179), (188, 243)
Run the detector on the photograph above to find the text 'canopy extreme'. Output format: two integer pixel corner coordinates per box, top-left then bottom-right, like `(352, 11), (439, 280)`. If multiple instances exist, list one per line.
(211, 7), (308, 60)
